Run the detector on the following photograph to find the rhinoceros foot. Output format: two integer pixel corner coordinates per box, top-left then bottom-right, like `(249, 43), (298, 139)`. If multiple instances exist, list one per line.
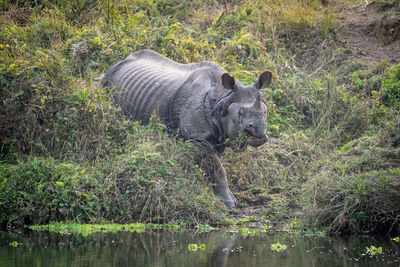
(224, 201), (235, 208)
(214, 187), (236, 208)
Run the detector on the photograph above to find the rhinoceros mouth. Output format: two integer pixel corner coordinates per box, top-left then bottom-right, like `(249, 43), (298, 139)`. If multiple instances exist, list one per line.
(247, 135), (268, 147)
(233, 131), (268, 150)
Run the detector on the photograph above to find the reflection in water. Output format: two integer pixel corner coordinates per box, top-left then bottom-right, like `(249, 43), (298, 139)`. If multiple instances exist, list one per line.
(209, 234), (236, 267)
(0, 230), (399, 267)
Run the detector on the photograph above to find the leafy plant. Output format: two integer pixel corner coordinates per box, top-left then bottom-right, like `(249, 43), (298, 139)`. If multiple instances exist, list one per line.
(270, 242), (287, 252)
(9, 241), (19, 247)
(365, 246), (383, 256)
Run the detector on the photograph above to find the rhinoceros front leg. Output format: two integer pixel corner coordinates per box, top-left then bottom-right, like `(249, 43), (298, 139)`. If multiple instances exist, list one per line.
(211, 154), (236, 208)
(200, 150), (236, 208)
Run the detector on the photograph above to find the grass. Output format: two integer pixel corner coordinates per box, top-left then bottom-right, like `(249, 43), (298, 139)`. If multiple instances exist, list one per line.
(0, 120), (226, 229)
(0, 0), (399, 235)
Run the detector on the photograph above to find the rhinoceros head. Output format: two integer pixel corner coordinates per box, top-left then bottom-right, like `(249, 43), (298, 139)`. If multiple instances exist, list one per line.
(213, 71), (272, 148)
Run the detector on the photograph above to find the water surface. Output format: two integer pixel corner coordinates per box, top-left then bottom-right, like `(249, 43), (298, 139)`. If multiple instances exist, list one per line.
(1, 229), (399, 266)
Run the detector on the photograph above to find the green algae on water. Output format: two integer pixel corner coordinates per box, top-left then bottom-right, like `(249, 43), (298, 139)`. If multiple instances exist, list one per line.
(29, 223), (167, 237)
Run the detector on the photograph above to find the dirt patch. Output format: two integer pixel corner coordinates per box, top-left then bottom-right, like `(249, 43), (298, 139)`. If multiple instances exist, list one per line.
(337, 1), (400, 65)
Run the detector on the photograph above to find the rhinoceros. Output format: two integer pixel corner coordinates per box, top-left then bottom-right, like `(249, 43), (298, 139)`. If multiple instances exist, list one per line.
(100, 49), (272, 208)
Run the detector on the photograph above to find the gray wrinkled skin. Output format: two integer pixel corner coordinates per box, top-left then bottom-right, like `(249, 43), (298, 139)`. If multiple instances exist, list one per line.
(101, 50), (272, 208)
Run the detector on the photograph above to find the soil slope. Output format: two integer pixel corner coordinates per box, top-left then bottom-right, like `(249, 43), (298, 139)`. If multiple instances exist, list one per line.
(338, 1), (400, 65)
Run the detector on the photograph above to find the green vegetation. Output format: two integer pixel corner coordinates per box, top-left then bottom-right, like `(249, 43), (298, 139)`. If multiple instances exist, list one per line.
(0, 123), (224, 228)
(365, 245), (383, 256)
(270, 242), (287, 252)
(9, 241), (18, 247)
(29, 222), (169, 236)
(188, 243), (206, 251)
(0, 0), (399, 235)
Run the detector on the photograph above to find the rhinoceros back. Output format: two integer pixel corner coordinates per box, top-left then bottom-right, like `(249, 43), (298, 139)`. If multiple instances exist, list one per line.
(102, 50), (217, 125)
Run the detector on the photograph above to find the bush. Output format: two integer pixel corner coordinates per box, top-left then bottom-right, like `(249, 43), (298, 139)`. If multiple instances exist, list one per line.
(0, 121), (226, 229)
(303, 120), (400, 234)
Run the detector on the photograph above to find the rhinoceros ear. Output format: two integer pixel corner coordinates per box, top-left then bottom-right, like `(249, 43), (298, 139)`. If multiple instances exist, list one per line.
(255, 71), (273, 90)
(221, 72), (236, 90)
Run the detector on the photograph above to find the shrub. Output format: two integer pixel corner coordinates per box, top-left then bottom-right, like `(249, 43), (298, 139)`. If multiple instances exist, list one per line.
(0, 122), (226, 229)
(303, 121), (400, 234)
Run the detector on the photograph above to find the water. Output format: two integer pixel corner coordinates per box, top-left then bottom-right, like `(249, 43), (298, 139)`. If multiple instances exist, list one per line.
(1, 230), (399, 266)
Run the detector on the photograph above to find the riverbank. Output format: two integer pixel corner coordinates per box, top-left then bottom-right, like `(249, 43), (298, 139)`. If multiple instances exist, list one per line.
(1, 0), (399, 235)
